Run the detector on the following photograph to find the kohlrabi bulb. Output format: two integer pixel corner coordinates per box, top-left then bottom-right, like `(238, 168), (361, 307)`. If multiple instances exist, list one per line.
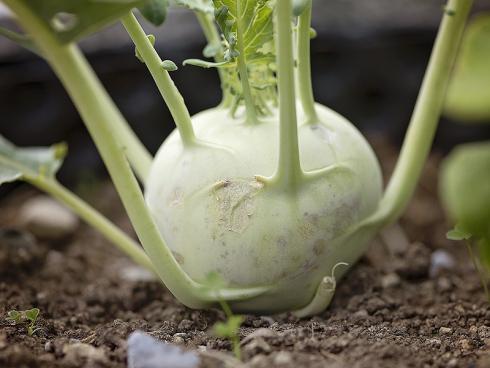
(145, 102), (382, 313)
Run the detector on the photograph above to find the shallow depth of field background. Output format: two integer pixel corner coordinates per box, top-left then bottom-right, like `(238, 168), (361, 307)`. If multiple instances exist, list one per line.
(0, 0), (489, 189)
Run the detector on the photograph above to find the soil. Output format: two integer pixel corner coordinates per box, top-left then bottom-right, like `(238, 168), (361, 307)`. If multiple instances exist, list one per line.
(0, 136), (489, 368)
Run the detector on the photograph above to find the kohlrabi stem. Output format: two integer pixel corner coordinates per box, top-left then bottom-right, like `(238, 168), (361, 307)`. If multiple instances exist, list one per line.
(271, 0), (303, 188)
(374, 0), (473, 225)
(236, 0), (259, 124)
(30, 176), (155, 272)
(195, 12), (232, 108)
(296, 0), (318, 124)
(121, 12), (197, 147)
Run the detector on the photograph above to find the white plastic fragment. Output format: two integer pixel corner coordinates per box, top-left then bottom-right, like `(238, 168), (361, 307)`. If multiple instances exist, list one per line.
(127, 331), (199, 368)
(429, 250), (455, 278)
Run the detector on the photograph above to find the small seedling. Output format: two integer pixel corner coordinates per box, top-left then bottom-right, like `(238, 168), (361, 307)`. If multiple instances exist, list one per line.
(205, 273), (244, 360)
(6, 308), (41, 336)
(447, 225), (490, 301)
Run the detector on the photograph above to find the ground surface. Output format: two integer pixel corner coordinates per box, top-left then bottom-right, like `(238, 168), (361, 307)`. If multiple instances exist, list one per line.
(0, 137), (489, 368)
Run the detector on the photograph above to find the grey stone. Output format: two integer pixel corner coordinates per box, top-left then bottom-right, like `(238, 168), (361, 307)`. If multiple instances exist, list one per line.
(127, 331), (199, 368)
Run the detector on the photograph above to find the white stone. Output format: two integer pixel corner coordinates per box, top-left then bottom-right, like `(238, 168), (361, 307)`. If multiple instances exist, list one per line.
(429, 250), (455, 278)
(18, 196), (78, 240)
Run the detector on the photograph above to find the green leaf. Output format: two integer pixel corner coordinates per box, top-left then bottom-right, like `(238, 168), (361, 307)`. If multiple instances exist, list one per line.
(139, 0), (168, 26)
(445, 14), (490, 122)
(0, 135), (66, 185)
(6, 310), (21, 323)
(213, 315), (244, 338)
(25, 308), (40, 323)
(446, 224), (472, 241)
(212, 0), (274, 63)
(183, 58), (231, 68)
(161, 59), (178, 71)
(171, 0), (213, 13)
(440, 141), (490, 239)
(12, 0), (146, 44)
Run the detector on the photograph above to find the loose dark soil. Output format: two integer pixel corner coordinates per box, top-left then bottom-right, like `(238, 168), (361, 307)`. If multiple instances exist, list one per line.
(1, 137), (489, 368)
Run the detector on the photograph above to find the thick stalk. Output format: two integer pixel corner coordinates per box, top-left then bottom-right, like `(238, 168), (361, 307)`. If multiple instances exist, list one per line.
(272, 0), (303, 188)
(374, 0), (473, 224)
(195, 12), (232, 107)
(236, 0), (259, 124)
(296, 0), (318, 124)
(121, 12), (197, 146)
(30, 177), (155, 272)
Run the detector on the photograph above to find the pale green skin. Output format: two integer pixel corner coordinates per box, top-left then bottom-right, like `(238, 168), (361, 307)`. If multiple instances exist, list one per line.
(146, 103), (383, 313)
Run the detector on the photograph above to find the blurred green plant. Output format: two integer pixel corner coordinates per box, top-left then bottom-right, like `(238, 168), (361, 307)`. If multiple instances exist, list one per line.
(445, 14), (490, 122)
(442, 15), (490, 301)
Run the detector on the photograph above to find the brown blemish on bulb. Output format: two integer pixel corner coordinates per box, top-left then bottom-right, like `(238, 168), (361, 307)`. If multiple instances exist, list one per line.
(172, 251), (185, 265)
(212, 178), (263, 234)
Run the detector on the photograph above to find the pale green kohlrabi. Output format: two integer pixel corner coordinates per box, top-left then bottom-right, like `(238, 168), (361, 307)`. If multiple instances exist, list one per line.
(0, 0), (473, 317)
(144, 0), (471, 315)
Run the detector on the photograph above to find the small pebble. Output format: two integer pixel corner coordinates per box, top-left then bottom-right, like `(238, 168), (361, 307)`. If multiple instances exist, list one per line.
(119, 265), (156, 282)
(18, 196), (78, 240)
(459, 339), (471, 351)
(381, 273), (401, 288)
(429, 250), (455, 278)
(439, 327), (452, 335)
(447, 358), (458, 368)
(62, 342), (107, 366)
(127, 331), (199, 368)
(273, 351), (293, 365)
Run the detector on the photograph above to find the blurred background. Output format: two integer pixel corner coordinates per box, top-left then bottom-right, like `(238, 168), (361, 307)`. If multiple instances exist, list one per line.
(0, 0), (489, 190)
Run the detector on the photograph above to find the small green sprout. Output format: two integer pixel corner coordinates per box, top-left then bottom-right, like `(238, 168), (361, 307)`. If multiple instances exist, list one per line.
(205, 273), (244, 360)
(446, 225), (490, 302)
(6, 308), (41, 336)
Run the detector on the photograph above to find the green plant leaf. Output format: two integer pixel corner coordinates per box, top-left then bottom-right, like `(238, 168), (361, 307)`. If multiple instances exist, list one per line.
(6, 310), (21, 323)
(183, 58), (231, 68)
(0, 135), (66, 185)
(212, 0), (274, 63)
(11, 0), (146, 44)
(440, 141), (490, 239)
(213, 315), (244, 338)
(161, 59), (178, 71)
(171, 0), (213, 13)
(25, 308), (40, 323)
(139, 0), (168, 26)
(445, 14), (490, 122)
(446, 224), (472, 241)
